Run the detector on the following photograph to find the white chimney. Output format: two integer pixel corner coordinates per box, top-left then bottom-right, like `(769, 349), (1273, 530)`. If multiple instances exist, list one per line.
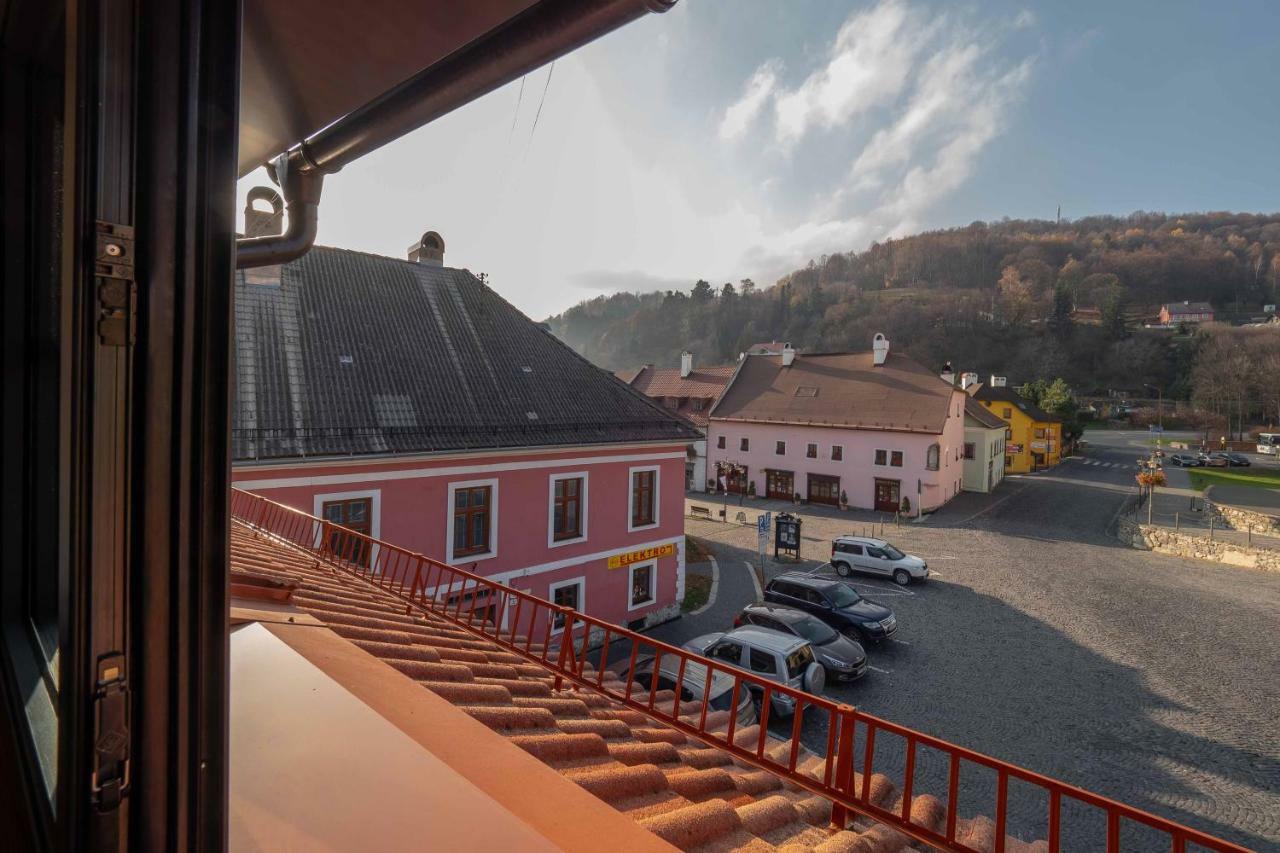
(781, 343), (796, 367)
(407, 230), (445, 266)
(940, 361), (955, 385)
(680, 351), (693, 378)
(872, 333), (890, 366)
(961, 372), (979, 390)
(990, 375), (1007, 388)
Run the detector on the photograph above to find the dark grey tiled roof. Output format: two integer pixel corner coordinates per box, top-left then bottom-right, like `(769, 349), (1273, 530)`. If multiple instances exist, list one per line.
(233, 246), (698, 461)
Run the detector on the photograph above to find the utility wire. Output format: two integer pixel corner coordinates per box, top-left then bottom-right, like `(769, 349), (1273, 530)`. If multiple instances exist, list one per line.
(508, 75), (526, 142)
(528, 62), (555, 143)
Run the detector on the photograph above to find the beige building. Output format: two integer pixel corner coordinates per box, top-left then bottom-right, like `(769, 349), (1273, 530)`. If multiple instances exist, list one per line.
(962, 397), (1007, 493)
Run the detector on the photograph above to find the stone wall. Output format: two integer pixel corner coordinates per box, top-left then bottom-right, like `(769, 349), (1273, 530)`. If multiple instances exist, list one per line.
(1209, 500), (1280, 534)
(1115, 515), (1280, 573)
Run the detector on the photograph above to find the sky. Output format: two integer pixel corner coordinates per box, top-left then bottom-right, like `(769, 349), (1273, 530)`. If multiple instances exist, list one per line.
(236, 0), (1280, 320)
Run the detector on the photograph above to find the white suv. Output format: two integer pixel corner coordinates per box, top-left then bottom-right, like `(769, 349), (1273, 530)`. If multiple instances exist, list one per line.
(831, 536), (928, 586)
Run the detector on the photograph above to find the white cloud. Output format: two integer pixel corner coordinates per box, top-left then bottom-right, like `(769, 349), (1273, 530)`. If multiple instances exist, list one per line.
(719, 60), (781, 141)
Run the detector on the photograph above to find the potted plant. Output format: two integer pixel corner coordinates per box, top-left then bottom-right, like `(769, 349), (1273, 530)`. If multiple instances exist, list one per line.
(793, 491), (802, 506)
(747, 480), (757, 498)
(899, 496), (911, 516)
(706, 478), (716, 492)
(839, 490), (849, 510)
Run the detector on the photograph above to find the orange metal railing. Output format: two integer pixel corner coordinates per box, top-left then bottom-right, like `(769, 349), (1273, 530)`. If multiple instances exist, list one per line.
(229, 487), (1250, 853)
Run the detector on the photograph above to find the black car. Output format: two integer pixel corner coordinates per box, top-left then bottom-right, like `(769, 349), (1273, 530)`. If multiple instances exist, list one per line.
(763, 573), (897, 643)
(1168, 453), (1201, 467)
(1224, 452), (1251, 467)
(734, 603), (868, 681)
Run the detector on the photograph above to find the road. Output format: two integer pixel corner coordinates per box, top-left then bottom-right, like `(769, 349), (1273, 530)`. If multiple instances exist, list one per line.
(651, 430), (1280, 852)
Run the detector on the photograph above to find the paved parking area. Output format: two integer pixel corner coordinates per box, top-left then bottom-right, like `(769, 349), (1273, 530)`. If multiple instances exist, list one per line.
(647, 430), (1280, 851)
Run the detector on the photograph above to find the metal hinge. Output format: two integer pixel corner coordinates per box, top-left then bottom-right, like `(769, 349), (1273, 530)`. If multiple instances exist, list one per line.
(91, 653), (130, 809)
(94, 221), (136, 347)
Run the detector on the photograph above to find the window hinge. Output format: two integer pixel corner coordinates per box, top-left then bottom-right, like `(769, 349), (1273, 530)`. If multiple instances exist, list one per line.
(91, 653), (130, 810)
(94, 221), (136, 347)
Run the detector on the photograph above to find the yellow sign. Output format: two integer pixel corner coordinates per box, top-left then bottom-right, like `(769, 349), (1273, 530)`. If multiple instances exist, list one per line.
(607, 543), (675, 570)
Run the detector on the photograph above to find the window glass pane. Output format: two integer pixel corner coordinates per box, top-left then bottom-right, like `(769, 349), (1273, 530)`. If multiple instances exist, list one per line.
(454, 514), (465, 548)
(749, 648), (777, 674)
(325, 504), (344, 521)
(472, 514), (486, 547)
(348, 501), (367, 522)
(455, 490), (468, 509)
(473, 487), (488, 507)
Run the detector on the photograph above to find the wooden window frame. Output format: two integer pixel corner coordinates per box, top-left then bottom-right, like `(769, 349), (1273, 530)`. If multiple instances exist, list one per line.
(806, 443), (818, 459)
(448, 479), (499, 561)
(628, 466), (659, 532)
(875, 449), (887, 466)
(890, 451), (904, 467)
(627, 561), (657, 611)
(831, 445), (843, 461)
(548, 472), (588, 547)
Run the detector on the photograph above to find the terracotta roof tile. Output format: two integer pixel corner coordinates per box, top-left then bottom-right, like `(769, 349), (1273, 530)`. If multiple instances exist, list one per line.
(228, 520), (1039, 852)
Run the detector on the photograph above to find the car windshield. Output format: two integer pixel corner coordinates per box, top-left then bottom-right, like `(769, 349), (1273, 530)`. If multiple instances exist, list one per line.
(824, 584), (861, 607)
(789, 614), (838, 644)
(881, 544), (905, 560)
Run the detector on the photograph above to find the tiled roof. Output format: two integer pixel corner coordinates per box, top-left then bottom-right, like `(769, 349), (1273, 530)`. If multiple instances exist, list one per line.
(624, 366), (736, 428)
(230, 522), (1007, 852)
(1163, 301), (1213, 315)
(710, 352), (955, 434)
(967, 384), (1059, 424)
(233, 246), (699, 460)
(964, 397), (1007, 430)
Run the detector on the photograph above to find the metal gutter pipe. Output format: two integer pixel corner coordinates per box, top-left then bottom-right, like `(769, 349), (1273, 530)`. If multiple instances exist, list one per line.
(236, 0), (676, 269)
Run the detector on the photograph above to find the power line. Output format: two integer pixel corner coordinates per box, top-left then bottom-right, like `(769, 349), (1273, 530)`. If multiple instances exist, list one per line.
(528, 61), (555, 143)
(508, 75), (526, 141)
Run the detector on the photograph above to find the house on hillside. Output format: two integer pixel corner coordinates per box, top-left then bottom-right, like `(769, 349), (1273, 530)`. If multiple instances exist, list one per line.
(232, 228), (700, 630)
(1158, 300), (1214, 325)
(706, 336), (967, 516)
(745, 340), (786, 355)
(962, 397), (1008, 493)
(964, 374), (1062, 473)
(619, 352), (734, 492)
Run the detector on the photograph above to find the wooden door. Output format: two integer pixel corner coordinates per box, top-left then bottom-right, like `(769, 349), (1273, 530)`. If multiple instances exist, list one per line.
(807, 474), (841, 506)
(874, 478), (901, 512)
(765, 469), (794, 500)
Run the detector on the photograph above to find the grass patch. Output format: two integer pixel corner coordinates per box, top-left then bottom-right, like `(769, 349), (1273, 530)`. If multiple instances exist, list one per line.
(681, 574), (712, 612)
(1187, 467), (1280, 492)
(685, 535), (713, 563)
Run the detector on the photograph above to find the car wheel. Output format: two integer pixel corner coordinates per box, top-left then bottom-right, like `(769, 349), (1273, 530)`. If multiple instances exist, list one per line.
(834, 561), (851, 577)
(892, 569), (910, 586)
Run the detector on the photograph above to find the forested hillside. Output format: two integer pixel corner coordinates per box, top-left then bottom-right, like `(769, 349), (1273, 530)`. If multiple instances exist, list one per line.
(546, 212), (1280, 399)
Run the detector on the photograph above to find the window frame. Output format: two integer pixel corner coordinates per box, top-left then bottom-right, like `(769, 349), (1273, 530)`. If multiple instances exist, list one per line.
(628, 465), (660, 532)
(831, 444), (843, 461)
(716, 435), (726, 449)
(447, 478), (499, 562)
(775, 440), (786, 455)
(890, 451), (904, 467)
(627, 560), (657, 611)
(875, 449), (887, 466)
(806, 442), (818, 459)
(548, 576), (586, 634)
(547, 471), (588, 548)
(740, 436), (750, 452)
(926, 444), (940, 471)
(963, 442), (976, 460)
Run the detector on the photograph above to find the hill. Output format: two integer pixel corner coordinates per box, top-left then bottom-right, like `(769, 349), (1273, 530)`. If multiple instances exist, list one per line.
(545, 212), (1280, 398)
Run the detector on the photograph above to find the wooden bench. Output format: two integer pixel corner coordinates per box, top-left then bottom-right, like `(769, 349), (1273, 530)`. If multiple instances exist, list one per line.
(689, 505), (713, 519)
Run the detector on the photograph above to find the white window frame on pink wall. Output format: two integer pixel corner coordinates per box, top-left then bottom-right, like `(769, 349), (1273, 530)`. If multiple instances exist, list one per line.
(445, 477), (499, 563)
(546, 470), (589, 549)
(548, 576), (586, 635)
(627, 464), (661, 533)
(627, 560), (658, 611)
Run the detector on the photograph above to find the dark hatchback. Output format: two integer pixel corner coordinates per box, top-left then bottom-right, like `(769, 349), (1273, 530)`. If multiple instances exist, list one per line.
(734, 603), (868, 680)
(763, 573), (897, 643)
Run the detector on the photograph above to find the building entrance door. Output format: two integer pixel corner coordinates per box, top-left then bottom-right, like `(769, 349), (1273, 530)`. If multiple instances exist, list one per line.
(874, 478), (901, 513)
(766, 469), (794, 500)
(807, 474), (840, 506)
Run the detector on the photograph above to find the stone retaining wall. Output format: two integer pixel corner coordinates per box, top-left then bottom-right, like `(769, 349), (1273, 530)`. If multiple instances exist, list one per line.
(1209, 500), (1280, 534)
(1115, 515), (1280, 572)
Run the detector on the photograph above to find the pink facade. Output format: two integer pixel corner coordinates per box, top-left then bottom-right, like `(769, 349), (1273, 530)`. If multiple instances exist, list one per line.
(232, 442), (688, 629)
(707, 389), (968, 514)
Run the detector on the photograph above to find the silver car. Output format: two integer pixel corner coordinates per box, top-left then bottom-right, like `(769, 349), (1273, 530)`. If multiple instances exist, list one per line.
(683, 626), (825, 718)
(831, 535), (928, 586)
(624, 655), (757, 728)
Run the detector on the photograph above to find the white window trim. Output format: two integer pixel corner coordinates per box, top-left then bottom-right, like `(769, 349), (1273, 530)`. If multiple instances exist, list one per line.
(313, 489), (382, 564)
(547, 471), (589, 549)
(446, 477), (499, 563)
(627, 560), (658, 611)
(831, 444), (843, 461)
(627, 464), (661, 533)
(548, 576), (586, 635)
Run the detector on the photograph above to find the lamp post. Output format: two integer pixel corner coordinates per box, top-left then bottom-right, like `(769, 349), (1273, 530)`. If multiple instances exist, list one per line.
(718, 460), (744, 522)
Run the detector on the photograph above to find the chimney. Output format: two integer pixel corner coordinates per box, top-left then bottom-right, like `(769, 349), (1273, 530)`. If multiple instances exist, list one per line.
(961, 371), (979, 390)
(680, 351), (693, 378)
(243, 186), (284, 238)
(990, 375), (1007, 388)
(408, 230), (445, 266)
(781, 343), (796, 367)
(940, 361), (955, 385)
(872, 333), (889, 366)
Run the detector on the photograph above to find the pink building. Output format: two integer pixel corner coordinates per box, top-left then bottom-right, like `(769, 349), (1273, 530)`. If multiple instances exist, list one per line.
(706, 336), (967, 515)
(231, 233), (698, 630)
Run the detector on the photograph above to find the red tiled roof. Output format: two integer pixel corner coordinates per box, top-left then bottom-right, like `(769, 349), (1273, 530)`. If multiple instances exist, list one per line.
(711, 352), (955, 434)
(229, 523), (986, 851)
(622, 365), (735, 428)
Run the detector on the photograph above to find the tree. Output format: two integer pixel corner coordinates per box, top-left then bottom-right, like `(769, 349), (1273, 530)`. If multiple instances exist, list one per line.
(1048, 281), (1073, 335)
(690, 279), (714, 302)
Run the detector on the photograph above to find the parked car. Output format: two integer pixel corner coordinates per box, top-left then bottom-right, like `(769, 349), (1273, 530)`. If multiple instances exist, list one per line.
(734, 603), (867, 681)
(1220, 452), (1251, 467)
(763, 573), (897, 643)
(830, 535), (928, 585)
(1168, 453), (1201, 467)
(623, 655), (757, 728)
(1203, 452), (1232, 467)
(683, 626), (825, 717)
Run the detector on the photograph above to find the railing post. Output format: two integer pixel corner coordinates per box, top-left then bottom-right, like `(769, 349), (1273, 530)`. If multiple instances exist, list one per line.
(830, 704), (856, 830)
(553, 608), (573, 691)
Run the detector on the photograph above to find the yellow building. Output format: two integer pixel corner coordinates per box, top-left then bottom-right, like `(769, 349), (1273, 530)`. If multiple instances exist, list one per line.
(967, 380), (1062, 473)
